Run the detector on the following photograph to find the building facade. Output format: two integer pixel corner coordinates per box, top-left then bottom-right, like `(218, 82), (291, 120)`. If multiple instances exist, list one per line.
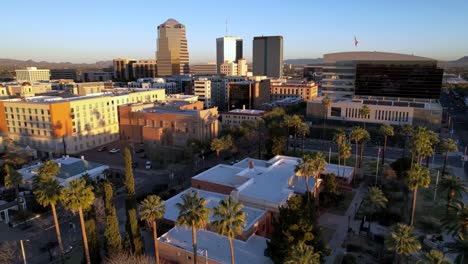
(15, 67), (50, 82)
(156, 18), (190, 76)
(228, 78), (270, 110)
(220, 61), (238, 76)
(237, 58), (248, 76)
(50, 69), (78, 81)
(221, 108), (266, 127)
(81, 71), (113, 82)
(193, 78), (212, 108)
(253, 36), (283, 78)
(191, 63), (217, 75)
(132, 60), (157, 79)
(216, 36), (243, 74)
(113, 58), (137, 81)
(270, 79), (318, 102)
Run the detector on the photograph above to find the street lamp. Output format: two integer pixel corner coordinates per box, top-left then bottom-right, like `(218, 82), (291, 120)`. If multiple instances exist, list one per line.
(20, 239), (29, 264)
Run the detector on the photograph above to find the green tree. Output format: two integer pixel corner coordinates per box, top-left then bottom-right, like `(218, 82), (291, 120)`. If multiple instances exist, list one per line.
(358, 129), (370, 180)
(400, 125), (414, 159)
(4, 164), (25, 209)
(340, 141), (352, 178)
(139, 195), (166, 264)
(32, 161), (65, 260)
(123, 148), (143, 254)
(212, 196), (246, 264)
(350, 127), (367, 182)
(445, 237), (468, 264)
(440, 138), (458, 176)
(321, 96), (331, 139)
(297, 122), (310, 154)
(85, 212), (101, 264)
(103, 181), (122, 255)
(283, 115), (295, 152)
(284, 242), (320, 264)
(271, 136), (286, 156)
(359, 105), (370, 129)
(442, 200), (468, 238)
(61, 179), (95, 264)
(420, 249), (450, 264)
(362, 187), (388, 234)
(379, 124), (395, 166)
(210, 135), (233, 157)
(176, 190), (210, 264)
(439, 176), (467, 215)
(385, 223), (421, 264)
(333, 129), (346, 177)
(295, 152), (327, 204)
(410, 127), (435, 165)
(406, 164), (431, 226)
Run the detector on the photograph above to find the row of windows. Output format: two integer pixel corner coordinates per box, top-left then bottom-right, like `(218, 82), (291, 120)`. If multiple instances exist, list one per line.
(375, 110), (409, 122)
(8, 127), (52, 136)
(6, 120), (51, 129)
(272, 88), (312, 95)
(4, 107), (50, 115)
(345, 108), (370, 119)
(6, 115), (51, 123)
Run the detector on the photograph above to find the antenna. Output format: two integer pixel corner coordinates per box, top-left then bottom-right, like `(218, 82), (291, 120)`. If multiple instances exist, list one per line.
(225, 19), (228, 36)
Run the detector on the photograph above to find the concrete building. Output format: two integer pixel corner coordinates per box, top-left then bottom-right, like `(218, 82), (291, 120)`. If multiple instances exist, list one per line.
(193, 78), (212, 108)
(191, 63), (217, 75)
(50, 69), (78, 81)
(270, 79), (318, 102)
(220, 60), (238, 76)
(156, 19), (190, 76)
(81, 71), (113, 82)
(15, 67), (50, 82)
(221, 108), (266, 127)
(227, 77), (270, 110)
(2, 82), (52, 98)
(204, 76), (247, 111)
(253, 36), (283, 78)
(74, 82), (105, 96)
(216, 36), (243, 74)
(237, 58), (248, 76)
(118, 101), (218, 147)
(113, 58), (137, 81)
(132, 60), (157, 79)
(0, 89), (165, 156)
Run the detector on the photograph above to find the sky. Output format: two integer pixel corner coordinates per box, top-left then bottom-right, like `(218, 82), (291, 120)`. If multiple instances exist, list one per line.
(1, 0), (468, 63)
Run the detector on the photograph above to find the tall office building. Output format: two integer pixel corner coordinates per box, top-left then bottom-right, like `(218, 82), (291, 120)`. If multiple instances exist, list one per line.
(156, 18), (190, 76)
(133, 59), (157, 79)
(216, 37), (243, 74)
(113, 58), (137, 81)
(253, 36), (283, 78)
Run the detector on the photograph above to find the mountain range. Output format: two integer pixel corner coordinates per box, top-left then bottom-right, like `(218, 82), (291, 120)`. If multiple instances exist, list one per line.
(0, 59), (112, 71)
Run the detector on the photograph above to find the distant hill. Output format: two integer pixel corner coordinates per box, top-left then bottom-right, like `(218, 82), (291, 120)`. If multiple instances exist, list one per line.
(284, 58), (323, 65)
(439, 56), (468, 68)
(0, 58), (112, 71)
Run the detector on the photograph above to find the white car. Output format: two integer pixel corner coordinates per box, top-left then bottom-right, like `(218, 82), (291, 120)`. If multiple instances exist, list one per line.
(145, 161), (151, 170)
(109, 148), (120, 153)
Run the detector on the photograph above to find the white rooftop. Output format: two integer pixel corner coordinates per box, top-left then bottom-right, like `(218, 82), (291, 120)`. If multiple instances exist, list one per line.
(163, 188), (266, 232)
(226, 109), (266, 115)
(159, 227), (272, 264)
(193, 165), (248, 188)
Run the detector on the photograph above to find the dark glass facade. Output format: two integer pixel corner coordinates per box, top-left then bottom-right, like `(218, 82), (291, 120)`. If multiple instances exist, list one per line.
(228, 83), (252, 110)
(355, 61), (443, 99)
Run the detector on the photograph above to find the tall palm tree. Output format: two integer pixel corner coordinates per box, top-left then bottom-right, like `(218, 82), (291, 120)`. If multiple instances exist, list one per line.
(439, 176), (467, 215)
(410, 127), (432, 165)
(32, 161), (65, 260)
(379, 124), (394, 166)
(405, 164), (431, 226)
(420, 249), (450, 264)
(350, 127), (366, 182)
(297, 122), (310, 155)
(283, 115), (298, 152)
(4, 164), (25, 209)
(284, 242), (320, 264)
(295, 152), (327, 205)
(61, 179), (95, 264)
(400, 125), (414, 159)
(212, 196), (246, 264)
(333, 129), (346, 177)
(359, 129), (370, 180)
(290, 115), (303, 155)
(359, 105), (370, 129)
(385, 223), (421, 264)
(176, 190), (210, 264)
(362, 187), (388, 235)
(321, 96), (331, 139)
(139, 195), (166, 264)
(442, 200), (468, 238)
(445, 237), (468, 264)
(440, 138), (458, 176)
(340, 142), (352, 178)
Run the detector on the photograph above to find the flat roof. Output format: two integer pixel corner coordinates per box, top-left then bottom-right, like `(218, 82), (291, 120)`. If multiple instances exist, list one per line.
(225, 109), (266, 115)
(159, 227), (272, 264)
(311, 96), (442, 110)
(163, 188), (266, 231)
(324, 51), (435, 64)
(192, 165), (248, 188)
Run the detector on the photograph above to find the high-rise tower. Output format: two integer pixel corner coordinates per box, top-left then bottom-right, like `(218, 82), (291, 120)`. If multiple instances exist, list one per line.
(253, 36), (283, 78)
(216, 37), (243, 74)
(156, 18), (190, 76)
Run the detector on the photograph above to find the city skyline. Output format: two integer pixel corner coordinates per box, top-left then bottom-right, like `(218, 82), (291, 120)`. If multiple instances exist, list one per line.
(1, 0), (468, 63)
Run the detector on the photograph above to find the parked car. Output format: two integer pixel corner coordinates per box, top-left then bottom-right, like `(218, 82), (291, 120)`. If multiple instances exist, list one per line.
(97, 146), (108, 152)
(145, 161), (151, 170)
(109, 148), (120, 153)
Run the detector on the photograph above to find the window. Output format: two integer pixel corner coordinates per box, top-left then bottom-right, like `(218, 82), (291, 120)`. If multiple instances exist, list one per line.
(331, 107), (341, 117)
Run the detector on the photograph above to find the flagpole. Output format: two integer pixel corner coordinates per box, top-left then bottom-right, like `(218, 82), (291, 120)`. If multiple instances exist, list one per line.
(433, 170), (440, 202)
(375, 148), (380, 185)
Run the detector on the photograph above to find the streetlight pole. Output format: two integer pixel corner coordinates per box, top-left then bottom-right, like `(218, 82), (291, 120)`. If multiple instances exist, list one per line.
(433, 170), (440, 202)
(20, 239), (29, 264)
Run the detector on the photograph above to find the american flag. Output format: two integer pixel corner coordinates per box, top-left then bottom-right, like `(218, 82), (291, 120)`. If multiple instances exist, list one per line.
(354, 36), (359, 47)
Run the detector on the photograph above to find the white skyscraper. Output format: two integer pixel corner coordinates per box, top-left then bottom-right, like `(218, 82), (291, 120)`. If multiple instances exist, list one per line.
(216, 37), (243, 74)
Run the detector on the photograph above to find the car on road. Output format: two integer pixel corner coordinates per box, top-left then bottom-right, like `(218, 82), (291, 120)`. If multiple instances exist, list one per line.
(109, 148), (120, 153)
(97, 146), (108, 152)
(145, 161), (151, 169)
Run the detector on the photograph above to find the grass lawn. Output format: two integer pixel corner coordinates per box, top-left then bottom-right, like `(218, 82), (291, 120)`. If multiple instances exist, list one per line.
(327, 191), (356, 216)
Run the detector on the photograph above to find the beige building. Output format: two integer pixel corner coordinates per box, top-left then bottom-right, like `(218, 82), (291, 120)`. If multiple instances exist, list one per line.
(237, 58), (248, 76)
(270, 79), (318, 102)
(0, 89), (165, 156)
(191, 63), (217, 75)
(221, 108), (266, 127)
(193, 78), (212, 108)
(220, 60), (238, 76)
(132, 59), (157, 79)
(119, 101), (218, 147)
(113, 58), (137, 81)
(3, 82), (52, 98)
(15, 67), (50, 82)
(156, 18), (190, 76)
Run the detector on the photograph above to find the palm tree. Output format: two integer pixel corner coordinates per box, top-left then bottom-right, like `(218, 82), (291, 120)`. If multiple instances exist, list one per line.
(440, 138), (458, 176)
(439, 176), (467, 215)
(212, 196), (246, 264)
(333, 129), (346, 177)
(297, 122), (310, 155)
(385, 223), (421, 264)
(420, 249), (450, 264)
(362, 186), (388, 234)
(442, 200), (468, 238)
(61, 179), (95, 264)
(405, 164), (431, 226)
(176, 190), (210, 264)
(340, 142), (352, 178)
(445, 237), (468, 264)
(283, 115), (297, 151)
(321, 96), (331, 139)
(290, 115), (303, 155)
(358, 128), (370, 180)
(400, 125), (414, 159)
(350, 127), (366, 182)
(139, 195), (166, 264)
(32, 161), (65, 260)
(284, 242), (320, 264)
(359, 105), (370, 129)
(295, 152), (327, 205)
(379, 124), (394, 166)
(4, 164), (25, 209)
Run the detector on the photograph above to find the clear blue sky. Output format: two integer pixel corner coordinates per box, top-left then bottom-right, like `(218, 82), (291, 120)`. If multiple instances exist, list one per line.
(1, 0), (468, 63)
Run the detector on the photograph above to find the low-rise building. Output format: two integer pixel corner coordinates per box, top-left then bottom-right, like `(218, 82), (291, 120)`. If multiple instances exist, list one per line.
(220, 61), (238, 76)
(132, 59), (157, 79)
(81, 71), (113, 82)
(228, 77), (270, 110)
(191, 63), (217, 75)
(15, 67), (50, 82)
(221, 108), (266, 127)
(50, 69), (78, 81)
(270, 79), (318, 102)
